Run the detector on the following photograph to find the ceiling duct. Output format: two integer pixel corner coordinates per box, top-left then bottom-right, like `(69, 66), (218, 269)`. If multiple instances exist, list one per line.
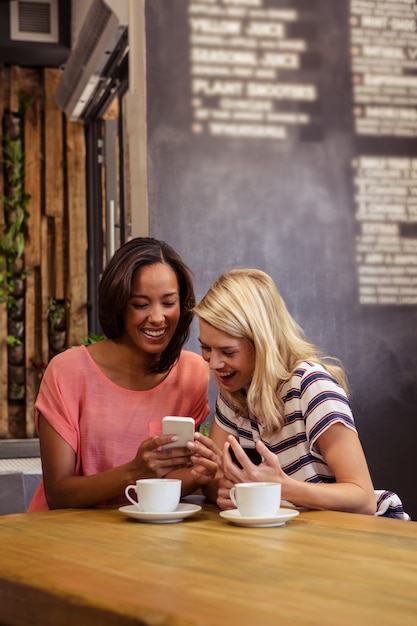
(55, 0), (128, 121)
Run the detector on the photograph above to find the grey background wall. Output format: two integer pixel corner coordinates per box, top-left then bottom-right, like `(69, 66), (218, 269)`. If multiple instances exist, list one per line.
(144, 0), (417, 519)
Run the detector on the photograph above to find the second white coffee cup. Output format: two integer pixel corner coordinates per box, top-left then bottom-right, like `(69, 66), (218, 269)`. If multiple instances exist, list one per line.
(125, 478), (181, 513)
(230, 482), (281, 517)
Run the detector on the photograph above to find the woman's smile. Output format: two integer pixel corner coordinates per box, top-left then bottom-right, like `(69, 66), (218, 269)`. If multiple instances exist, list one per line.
(217, 370), (237, 385)
(122, 263), (181, 355)
(141, 327), (168, 339)
(198, 319), (255, 393)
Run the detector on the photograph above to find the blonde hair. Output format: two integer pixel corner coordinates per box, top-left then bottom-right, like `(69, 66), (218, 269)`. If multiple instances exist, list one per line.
(194, 268), (348, 435)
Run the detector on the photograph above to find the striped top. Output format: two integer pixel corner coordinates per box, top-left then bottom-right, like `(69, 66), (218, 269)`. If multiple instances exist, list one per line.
(215, 361), (357, 484)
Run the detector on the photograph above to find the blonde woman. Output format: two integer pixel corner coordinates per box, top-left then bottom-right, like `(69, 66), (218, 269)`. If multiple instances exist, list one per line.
(188, 268), (377, 515)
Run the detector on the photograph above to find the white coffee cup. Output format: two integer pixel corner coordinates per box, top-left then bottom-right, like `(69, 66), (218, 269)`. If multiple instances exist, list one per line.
(229, 482), (281, 517)
(125, 478), (181, 513)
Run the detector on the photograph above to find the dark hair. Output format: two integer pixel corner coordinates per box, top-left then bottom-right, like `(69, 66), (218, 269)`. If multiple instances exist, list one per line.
(99, 237), (195, 373)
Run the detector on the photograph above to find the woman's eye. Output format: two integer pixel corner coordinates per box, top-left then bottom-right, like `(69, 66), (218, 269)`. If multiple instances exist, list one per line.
(223, 352), (235, 357)
(163, 301), (177, 307)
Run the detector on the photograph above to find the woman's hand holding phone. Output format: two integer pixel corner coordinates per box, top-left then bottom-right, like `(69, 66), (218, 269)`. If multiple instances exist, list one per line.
(162, 416), (195, 449)
(132, 419), (195, 478)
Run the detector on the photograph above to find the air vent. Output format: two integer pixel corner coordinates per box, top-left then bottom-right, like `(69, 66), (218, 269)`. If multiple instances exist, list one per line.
(55, 0), (128, 121)
(10, 0), (59, 43)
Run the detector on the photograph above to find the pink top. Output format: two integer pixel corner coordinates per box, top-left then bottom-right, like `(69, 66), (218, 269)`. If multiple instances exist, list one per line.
(28, 346), (210, 511)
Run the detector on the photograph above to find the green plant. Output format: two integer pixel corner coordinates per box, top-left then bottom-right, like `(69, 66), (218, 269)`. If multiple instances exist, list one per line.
(6, 334), (22, 347)
(0, 104), (31, 310)
(8, 380), (24, 400)
(81, 331), (105, 345)
(47, 297), (62, 326)
(199, 418), (212, 437)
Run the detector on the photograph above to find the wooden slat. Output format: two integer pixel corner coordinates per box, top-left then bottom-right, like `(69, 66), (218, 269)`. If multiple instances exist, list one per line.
(22, 70), (42, 268)
(0, 63), (9, 121)
(52, 216), (65, 300)
(44, 69), (65, 300)
(40, 216), (50, 364)
(66, 120), (88, 346)
(102, 97), (119, 120)
(24, 270), (39, 438)
(44, 69), (63, 218)
(9, 66), (21, 113)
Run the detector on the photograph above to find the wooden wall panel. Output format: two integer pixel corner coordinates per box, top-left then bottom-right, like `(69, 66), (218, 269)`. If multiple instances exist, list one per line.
(0, 64), (89, 439)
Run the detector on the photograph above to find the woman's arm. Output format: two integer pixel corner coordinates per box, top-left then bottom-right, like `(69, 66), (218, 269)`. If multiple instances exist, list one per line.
(223, 424), (376, 514)
(39, 415), (193, 509)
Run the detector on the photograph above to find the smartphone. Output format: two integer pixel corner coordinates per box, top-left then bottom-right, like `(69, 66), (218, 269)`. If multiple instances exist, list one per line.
(162, 416), (195, 449)
(229, 446), (262, 469)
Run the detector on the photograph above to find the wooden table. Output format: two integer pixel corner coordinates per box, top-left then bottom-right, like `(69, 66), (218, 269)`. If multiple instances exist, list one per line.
(0, 498), (416, 626)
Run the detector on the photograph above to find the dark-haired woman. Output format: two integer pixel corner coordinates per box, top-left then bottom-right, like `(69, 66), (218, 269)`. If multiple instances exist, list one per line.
(29, 238), (211, 511)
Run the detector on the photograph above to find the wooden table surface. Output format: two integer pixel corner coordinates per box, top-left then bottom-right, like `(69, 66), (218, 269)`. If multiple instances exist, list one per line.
(0, 498), (416, 626)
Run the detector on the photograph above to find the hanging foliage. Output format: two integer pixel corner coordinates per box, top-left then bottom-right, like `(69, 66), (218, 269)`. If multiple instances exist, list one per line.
(0, 100), (30, 319)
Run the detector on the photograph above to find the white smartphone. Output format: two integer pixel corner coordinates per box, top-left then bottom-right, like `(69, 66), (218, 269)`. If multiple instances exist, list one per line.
(162, 416), (195, 449)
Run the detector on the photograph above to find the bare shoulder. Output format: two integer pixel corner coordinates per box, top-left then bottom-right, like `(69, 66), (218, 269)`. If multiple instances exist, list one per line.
(180, 349), (207, 366)
(179, 350), (210, 374)
(86, 338), (110, 364)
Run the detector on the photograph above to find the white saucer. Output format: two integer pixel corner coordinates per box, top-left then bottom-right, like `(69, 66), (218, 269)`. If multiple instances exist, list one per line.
(119, 503), (202, 524)
(219, 508), (300, 528)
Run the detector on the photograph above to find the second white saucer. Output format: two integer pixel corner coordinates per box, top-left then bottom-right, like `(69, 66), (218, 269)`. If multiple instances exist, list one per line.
(119, 502), (202, 524)
(219, 508), (300, 528)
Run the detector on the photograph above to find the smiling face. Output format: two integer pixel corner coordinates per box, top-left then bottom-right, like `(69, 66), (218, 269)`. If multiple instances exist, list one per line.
(198, 319), (256, 393)
(121, 263), (181, 357)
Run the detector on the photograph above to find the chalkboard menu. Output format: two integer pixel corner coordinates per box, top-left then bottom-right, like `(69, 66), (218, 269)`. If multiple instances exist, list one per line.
(144, 0), (417, 519)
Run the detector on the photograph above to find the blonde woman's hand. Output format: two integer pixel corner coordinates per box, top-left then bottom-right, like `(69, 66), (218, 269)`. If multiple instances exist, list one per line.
(217, 476), (235, 510)
(223, 436), (286, 484)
